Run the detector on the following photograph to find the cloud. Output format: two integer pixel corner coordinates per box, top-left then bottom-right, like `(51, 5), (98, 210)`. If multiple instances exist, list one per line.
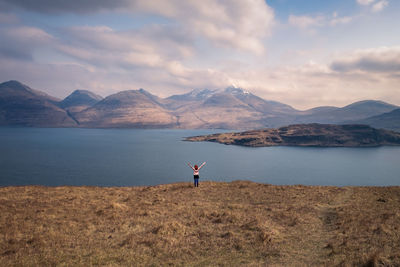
(0, 22), (194, 75)
(289, 13), (353, 31)
(355, 0), (389, 12)
(330, 12), (353, 26)
(288, 15), (324, 29)
(131, 0), (275, 54)
(221, 58), (400, 109)
(0, 25), (54, 60)
(330, 47), (400, 73)
(0, 0), (274, 55)
(55, 25), (195, 72)
(356, 0), (375, 6)
(372, 0), (389, 12)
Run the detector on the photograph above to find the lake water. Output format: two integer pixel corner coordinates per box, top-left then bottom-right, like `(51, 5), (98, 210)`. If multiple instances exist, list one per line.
(0, 127), (399, 187)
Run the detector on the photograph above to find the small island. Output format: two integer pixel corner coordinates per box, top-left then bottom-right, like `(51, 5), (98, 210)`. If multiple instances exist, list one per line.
(185, 124), (400, 147)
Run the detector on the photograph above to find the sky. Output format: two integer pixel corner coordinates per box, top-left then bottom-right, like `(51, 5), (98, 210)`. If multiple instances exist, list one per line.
(0, 0), (399, 110)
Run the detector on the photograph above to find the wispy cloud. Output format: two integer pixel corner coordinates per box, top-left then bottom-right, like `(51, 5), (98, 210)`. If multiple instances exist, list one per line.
(289, 12), (353, 31)
(356, 0), (389, 12)
(371, 0), (389, 12)
(330, 12), (353, 26)
(0, 25), (54, 60)
(357, 0), (375, 6)
(288, 15), (324, 29)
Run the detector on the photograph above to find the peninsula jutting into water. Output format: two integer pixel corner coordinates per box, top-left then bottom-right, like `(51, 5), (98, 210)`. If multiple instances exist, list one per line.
(186, 124), (400, 147)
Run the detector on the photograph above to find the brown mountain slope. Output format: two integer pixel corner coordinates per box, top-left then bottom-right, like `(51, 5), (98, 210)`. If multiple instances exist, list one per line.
(186, 123), (400, 147)
(173, 92), (267, 129)
(167, 88), (299, 129)
(0, 80), (77, 127)
(75, 90), (177, 128)
(59, 89), (103, 115)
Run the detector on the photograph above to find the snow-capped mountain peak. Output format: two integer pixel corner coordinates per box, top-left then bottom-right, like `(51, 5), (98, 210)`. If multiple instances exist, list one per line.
(224, 86), (251, 95)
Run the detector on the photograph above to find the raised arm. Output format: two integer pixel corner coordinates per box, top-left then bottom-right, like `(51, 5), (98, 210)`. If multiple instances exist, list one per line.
(187, 162), (195, 170)
(199, 162), (206, 170)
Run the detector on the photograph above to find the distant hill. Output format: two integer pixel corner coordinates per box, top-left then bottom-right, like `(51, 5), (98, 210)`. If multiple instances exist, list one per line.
(301, 106), (340, 115)
(0, 80), (77, 127)
(186, 124), (400, 147)
(59, 90), (103, 114)
(74, 89), (177, 128)
(294, 100), (398, 125)
(351, 109), (400, 132)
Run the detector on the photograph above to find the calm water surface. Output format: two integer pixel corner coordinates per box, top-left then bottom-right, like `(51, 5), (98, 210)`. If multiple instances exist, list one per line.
(0, 127), (399, 186)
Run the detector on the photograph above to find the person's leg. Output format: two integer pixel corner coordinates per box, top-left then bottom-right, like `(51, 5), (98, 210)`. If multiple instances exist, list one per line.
(193, 178), (196, 187)
(195, 178), (199, 187)
(197, 178), (199, 187)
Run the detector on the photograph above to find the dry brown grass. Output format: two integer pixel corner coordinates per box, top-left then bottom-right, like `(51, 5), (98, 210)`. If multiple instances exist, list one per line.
(1, 181), (400, 266)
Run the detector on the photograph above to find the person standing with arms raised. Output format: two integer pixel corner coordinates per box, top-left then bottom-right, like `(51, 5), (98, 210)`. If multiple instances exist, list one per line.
(187, 162), (206, 187)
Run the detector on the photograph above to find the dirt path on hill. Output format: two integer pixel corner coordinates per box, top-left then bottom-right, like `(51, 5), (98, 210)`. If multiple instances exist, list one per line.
(314, 187), (354, 264)
(265, 186), (355, 266)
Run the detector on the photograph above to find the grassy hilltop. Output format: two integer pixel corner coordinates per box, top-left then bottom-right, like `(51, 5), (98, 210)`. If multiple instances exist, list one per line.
(1, 181), (400, 266)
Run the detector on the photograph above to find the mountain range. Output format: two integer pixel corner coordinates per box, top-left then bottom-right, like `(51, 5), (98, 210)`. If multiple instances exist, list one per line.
(0, 80), (399, 131)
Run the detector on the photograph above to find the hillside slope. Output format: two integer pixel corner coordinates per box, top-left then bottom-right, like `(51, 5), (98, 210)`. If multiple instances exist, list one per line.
(0, 81), (77, 127)
(169, 87), (299, 129)
(350, 108), (400, 132)
(59, 90), (103, 114)
(75, 90), (177, 128)
(294, 100), (398, 124)
(1, 182), (399, 266)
